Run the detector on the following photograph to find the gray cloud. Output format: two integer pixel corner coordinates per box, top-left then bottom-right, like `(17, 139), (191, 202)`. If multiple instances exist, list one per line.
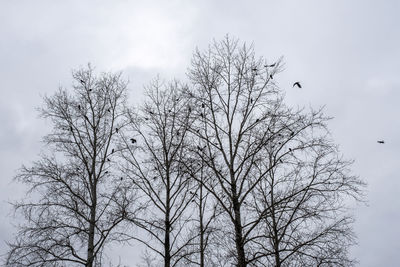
(1, 1), (399, 266)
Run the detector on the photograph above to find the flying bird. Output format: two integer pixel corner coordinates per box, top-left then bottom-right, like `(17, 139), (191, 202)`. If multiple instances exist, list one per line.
(377, 140), (385, 144)
(130, 138), (137, 144)
(293, 82), (302, 88)
(264, 63), (276, 68)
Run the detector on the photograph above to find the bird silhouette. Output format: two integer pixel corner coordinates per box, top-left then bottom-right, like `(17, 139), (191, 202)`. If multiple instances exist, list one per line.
(293, 82), (302, 88)
(288, 148), (292, 152)
(120, 177), (123, 181)
(252, 67), (258, 72)
(377, 140), (385, 144)
(107, 108), (111, 112)
(130, 138), (137, 144)
(250, 98), (253, 104)
(270, 74), (273, 79)
(201, 103), (205, 108)
(107, 158), (110, 162)
(78, 105), (81, 110)
(145, 117), (149, 120)
(200, 113), (204, 118)
(111, 148), (115, 154)
(264, 63), (276, 68)
(115, 128), (119, 133)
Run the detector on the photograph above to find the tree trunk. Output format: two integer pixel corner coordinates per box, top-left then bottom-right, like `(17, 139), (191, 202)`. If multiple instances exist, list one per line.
(164, 217), (171, 267)
(232, 198), (246, 267)
(165, 171), (171, 267)
(199, 184), (205, 267)
(87, 198), (96, 267)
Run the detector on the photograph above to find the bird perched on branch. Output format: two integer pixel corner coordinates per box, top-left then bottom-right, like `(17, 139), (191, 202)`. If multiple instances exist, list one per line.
(293, 82), (302, 88)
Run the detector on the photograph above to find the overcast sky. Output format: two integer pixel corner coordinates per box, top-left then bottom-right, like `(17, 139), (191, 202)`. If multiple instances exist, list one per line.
(1, 1), (399, 266)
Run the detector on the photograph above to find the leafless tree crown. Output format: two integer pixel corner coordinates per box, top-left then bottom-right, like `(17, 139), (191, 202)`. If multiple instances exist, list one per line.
(5, 66), (135, 267)
(6, 37), (365, 267)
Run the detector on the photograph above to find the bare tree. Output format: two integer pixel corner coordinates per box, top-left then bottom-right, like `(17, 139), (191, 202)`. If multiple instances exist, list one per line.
(121, 79), (196, 267)
(247, 107), (364, 267)
(181, 145), (221, 267)
(5, 66), (135, 267)
(186, 36), (364, 267)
